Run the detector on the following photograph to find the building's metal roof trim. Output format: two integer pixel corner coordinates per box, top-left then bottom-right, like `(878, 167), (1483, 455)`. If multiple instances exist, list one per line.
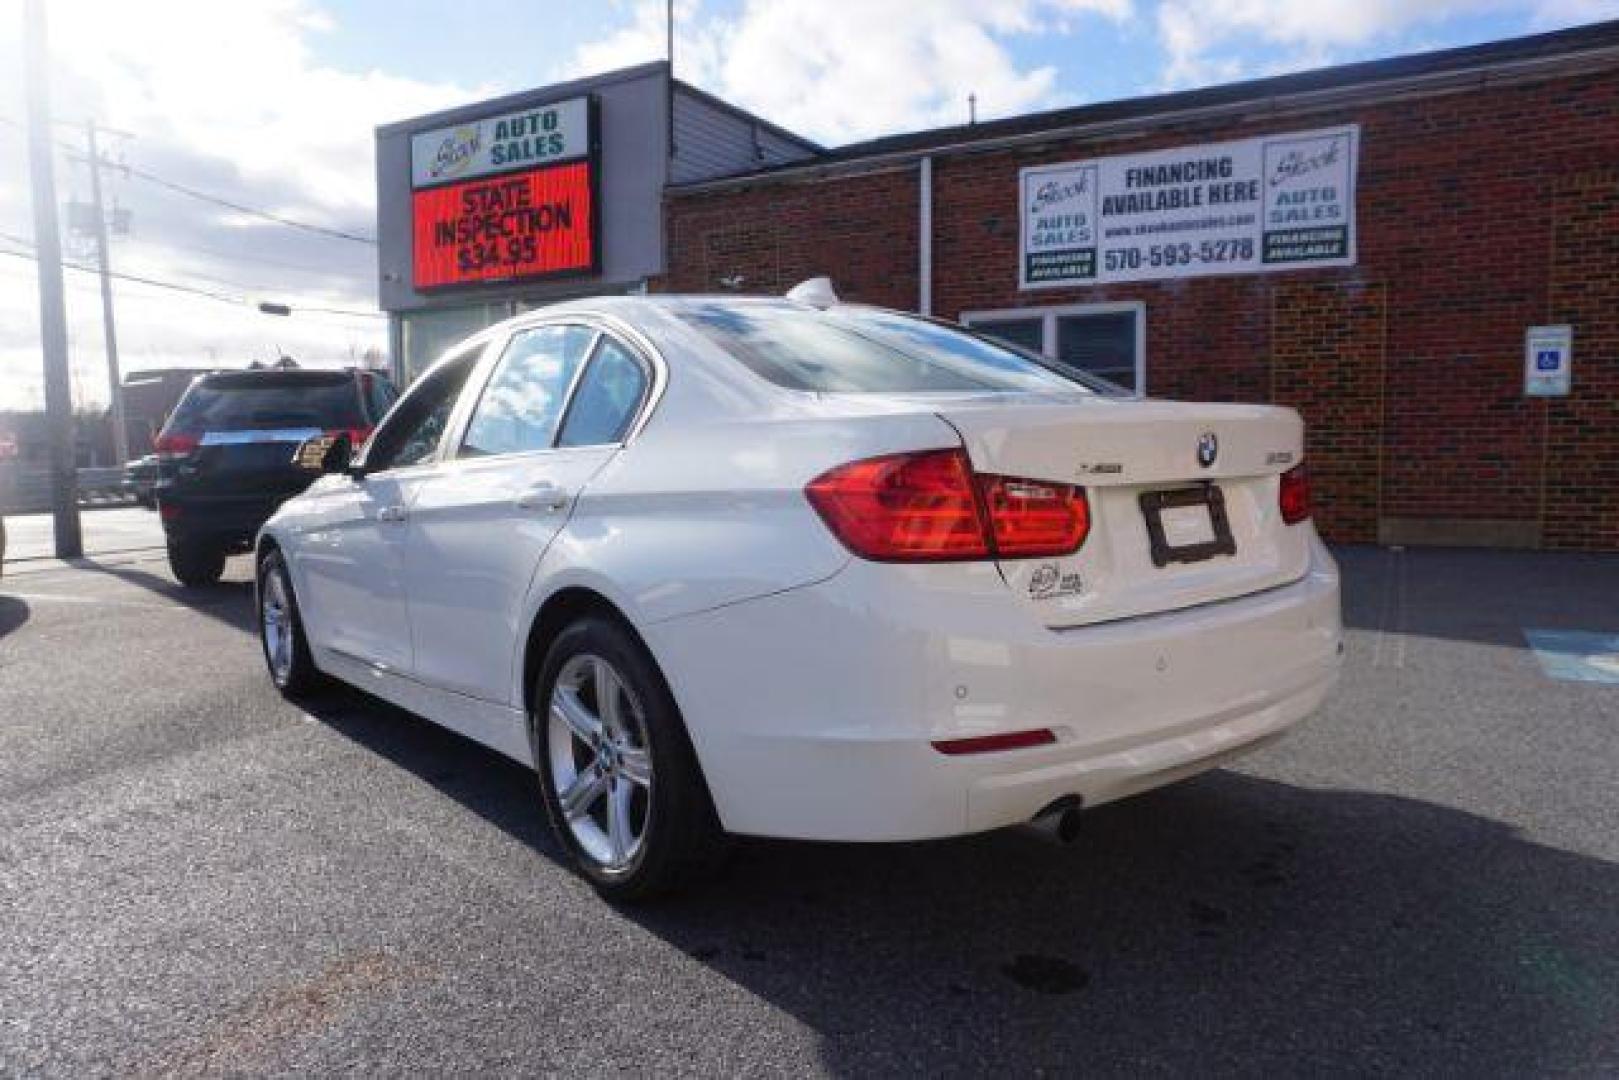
(671, 79), (823, 154)
(669, 23), (1619, 195)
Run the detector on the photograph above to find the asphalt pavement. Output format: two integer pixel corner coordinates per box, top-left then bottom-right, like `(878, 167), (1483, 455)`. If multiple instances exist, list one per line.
(0, 545), (1615, 1075)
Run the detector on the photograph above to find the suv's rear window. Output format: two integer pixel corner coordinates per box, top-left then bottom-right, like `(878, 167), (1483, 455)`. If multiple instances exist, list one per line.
(167, 373), (365, 431)
(675, 301), (1105, 394)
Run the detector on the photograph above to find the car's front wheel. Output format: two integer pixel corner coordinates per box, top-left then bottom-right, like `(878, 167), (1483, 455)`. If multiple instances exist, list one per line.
(533, 616), (724, 901)
(257, 550), (321, 696)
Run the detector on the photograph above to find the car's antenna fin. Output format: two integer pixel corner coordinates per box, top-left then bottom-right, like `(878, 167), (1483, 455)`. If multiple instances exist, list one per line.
(785, 277), (839, 309)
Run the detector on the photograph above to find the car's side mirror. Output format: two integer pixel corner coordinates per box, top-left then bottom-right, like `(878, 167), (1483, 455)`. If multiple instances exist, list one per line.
(292, 433), (353, 476)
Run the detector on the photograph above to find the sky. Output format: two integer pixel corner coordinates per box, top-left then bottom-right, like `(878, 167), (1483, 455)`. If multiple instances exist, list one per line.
(1, 0), (1616, 412)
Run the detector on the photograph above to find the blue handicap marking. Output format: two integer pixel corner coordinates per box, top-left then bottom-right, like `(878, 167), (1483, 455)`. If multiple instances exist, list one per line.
(1536, 349), (1562, 371)
(1523, 629), (1619, 684)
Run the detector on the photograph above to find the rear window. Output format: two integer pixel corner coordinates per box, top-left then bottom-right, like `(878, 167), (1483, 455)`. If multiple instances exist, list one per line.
(166, 373), (364, 432)
(675, 301), (1105, 394)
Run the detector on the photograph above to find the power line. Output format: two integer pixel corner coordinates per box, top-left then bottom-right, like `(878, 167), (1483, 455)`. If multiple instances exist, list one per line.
(0, 234), (385, 319)
(0, 113), (378, 246)
(117, 162), (378, 246)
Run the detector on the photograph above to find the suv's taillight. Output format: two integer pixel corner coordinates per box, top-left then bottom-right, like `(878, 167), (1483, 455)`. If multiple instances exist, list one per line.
(1279, 463), (1311, 525)
(805, 448), (1089, 562)
(153, 431), (199, 457)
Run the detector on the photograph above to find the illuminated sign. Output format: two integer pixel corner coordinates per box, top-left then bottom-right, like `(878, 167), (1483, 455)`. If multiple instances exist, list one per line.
(410, 97), (589, 187)
(409, 95), (599, 290)
(412, 161), (596, 289)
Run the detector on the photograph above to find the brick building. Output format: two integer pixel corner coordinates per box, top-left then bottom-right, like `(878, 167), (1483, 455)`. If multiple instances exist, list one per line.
(379, 21), (1619, 550)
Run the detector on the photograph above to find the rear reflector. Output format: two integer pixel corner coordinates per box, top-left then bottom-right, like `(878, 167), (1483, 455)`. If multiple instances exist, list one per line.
(931, 729), (1057, 755)
(1279, 463), (1311, 525)
(805, 447), (1089, 562)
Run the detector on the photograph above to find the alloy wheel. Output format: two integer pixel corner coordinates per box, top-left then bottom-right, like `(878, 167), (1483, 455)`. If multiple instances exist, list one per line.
(261, 568), (294, 686)
(547, 653), (654, 872)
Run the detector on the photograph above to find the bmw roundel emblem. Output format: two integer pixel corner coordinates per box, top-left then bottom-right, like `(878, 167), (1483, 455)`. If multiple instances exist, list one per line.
(1196, 432), (1218, 468)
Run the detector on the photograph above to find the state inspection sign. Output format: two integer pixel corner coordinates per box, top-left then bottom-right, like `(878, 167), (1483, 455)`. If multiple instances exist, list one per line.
(1020, 124), (1359, 289)
(412, 162), (596, 289)
(409, 95), (600, 290)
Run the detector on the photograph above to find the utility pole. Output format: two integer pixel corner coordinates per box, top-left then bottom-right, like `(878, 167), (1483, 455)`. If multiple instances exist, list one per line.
(85, 119), (128, 466)
(23, 0), (81, 558)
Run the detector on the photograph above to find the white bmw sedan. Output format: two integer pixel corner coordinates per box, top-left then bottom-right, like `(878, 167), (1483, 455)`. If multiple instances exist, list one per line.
(256, 286), (1341, 899)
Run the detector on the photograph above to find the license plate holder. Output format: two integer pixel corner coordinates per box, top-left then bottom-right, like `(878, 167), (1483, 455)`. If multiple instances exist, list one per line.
(1139, 484), (1237, 568)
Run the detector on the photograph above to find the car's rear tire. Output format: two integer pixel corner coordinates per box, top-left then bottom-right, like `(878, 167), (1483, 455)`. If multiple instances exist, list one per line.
(168, 541), (226, 587)
(257, 550), (321, 696)
(533, 616), (725, 901)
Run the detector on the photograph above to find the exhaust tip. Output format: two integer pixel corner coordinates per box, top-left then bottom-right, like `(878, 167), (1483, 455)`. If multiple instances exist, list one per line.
(1030, 796), (1083, 845)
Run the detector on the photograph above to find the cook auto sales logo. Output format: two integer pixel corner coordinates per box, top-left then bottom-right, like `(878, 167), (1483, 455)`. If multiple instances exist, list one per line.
(1029, 171), (1090, 215)
(428, 124), (483, 181)
(1267, 135), (1344, 187)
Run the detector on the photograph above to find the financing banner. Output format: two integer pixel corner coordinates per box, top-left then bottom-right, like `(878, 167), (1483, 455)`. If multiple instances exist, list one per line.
(1020, 124), (1358, 289)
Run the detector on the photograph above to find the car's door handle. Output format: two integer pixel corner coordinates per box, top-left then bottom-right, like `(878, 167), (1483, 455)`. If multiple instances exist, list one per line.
(377, 505), (408, 524)
(514, 482), (569, 512)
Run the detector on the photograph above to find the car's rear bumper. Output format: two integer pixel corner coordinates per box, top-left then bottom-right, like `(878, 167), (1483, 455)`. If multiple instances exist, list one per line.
(645, 533), (1342, 842)
(159, 491), (288, 547)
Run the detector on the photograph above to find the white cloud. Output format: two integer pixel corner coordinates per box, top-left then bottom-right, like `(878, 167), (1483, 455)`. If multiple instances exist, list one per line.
(0, 0), (492, 411)
(562, 0), (1132, 145)
(1154, 0), (1619, 87)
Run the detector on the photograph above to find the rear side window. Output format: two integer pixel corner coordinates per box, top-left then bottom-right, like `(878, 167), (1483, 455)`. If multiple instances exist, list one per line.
(675, 301), (1096, 395)
(460, 325), (597, 458)
(558, 339), (648, 447)
(166, 374), (365, 432)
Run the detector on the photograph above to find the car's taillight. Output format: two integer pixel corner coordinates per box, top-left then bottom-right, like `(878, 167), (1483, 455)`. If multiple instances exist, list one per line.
(327, 427), (373, 449)
(153, 431), (199, 457)
(805, 448), (1090, 562)
(977, 474), (1089, 558)
(1279, 463), (1311, 525)
(805, 448), (990, 561)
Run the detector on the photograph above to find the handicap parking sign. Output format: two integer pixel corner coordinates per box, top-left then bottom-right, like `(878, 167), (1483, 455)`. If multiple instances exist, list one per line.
(1524, 326), (1572, 397)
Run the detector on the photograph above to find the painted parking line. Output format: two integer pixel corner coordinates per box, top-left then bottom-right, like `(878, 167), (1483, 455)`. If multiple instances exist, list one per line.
(2, 590), (191, 611)
(1523, 629), (1619, 685)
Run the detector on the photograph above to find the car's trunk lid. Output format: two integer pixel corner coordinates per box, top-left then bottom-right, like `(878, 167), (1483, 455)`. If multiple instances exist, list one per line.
(937, 395), (1310, 627)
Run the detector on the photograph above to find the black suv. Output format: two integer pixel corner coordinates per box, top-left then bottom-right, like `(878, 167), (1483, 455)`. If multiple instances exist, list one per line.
(155, 367), (396, 586)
